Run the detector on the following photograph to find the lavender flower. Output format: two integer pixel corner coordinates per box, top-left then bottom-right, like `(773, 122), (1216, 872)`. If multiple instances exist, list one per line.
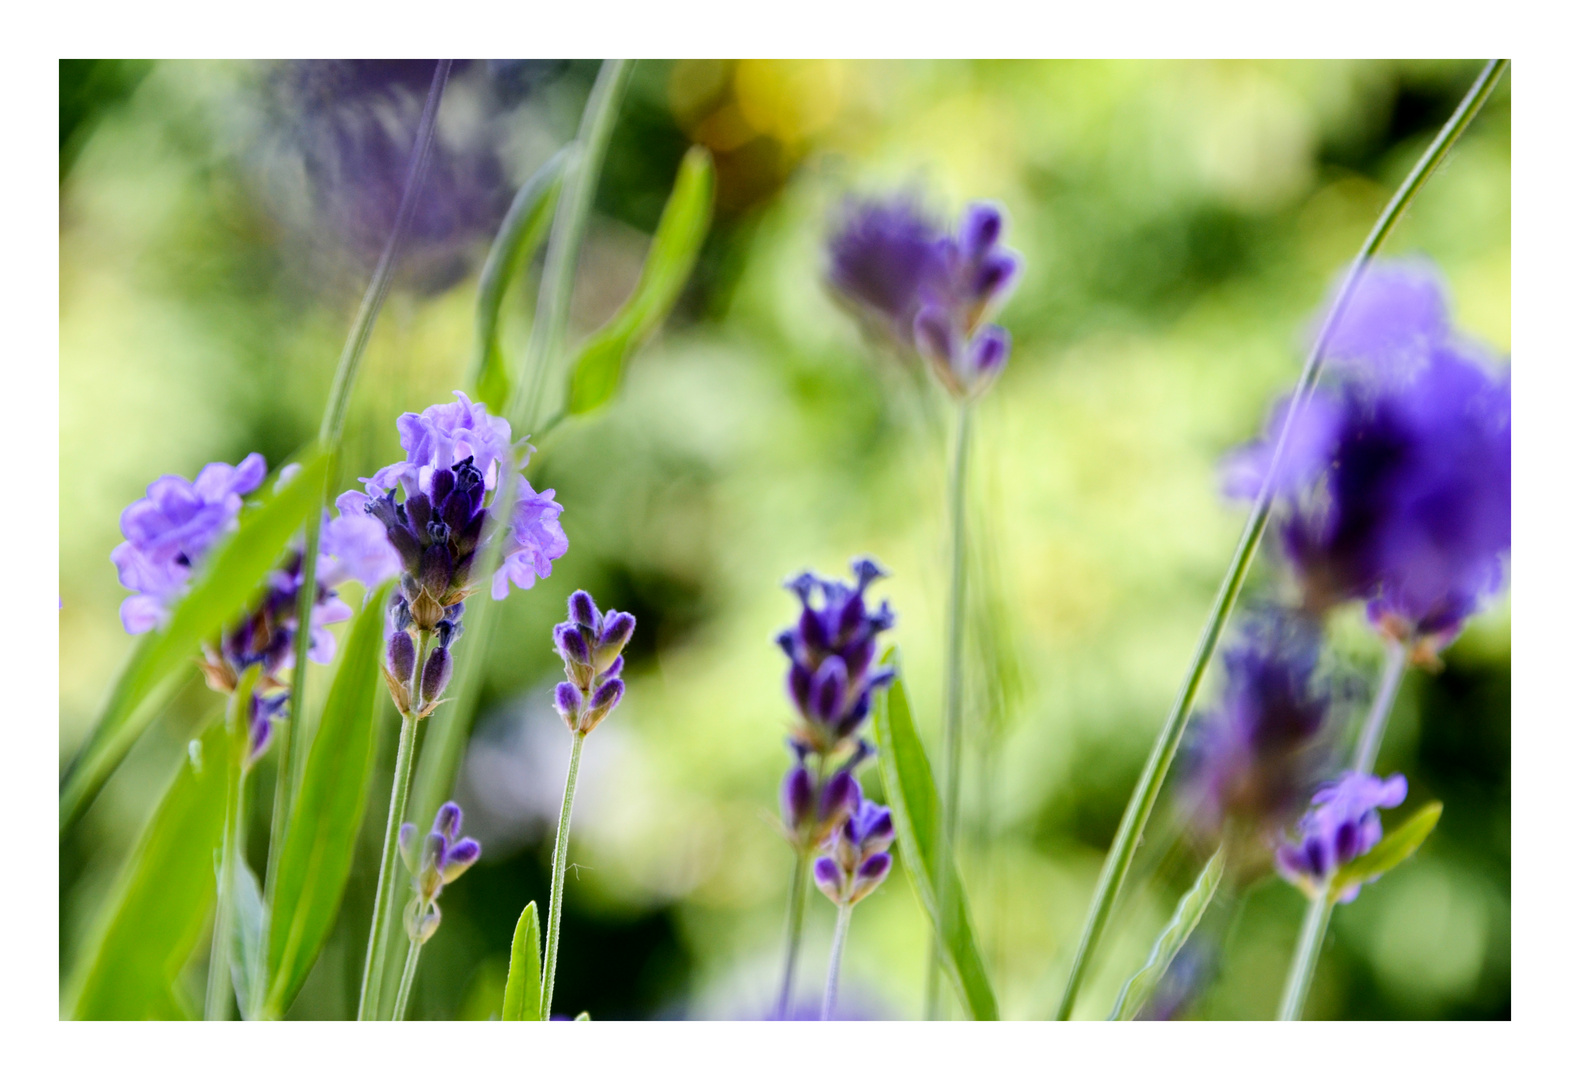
(1224, 260), (1511, 656)
(398, 800), (482, 944)
(780, 743), (869, 851)
(813, 791), (896, 907)
(1275, 771), (1407, 903)
(1184, 609), (1332, 844)
(826, 193), (944, 347)
(550, 590), (635, 735)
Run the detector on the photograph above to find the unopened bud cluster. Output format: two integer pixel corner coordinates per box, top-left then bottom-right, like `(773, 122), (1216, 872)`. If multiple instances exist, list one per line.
(551, 590), (635, 735)
(398, 801), (481, 945)
(812, 783), (895, 908)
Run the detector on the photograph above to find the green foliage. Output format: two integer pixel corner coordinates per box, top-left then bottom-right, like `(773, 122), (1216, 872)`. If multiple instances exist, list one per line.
(1330, 801), (1443, 899)
(68, 722), (228, 1019)
(264, 582), (392, 1018)
(566, 145), (715, 415)
(231, 858), (268, 1021)
(60, 448), (330, 832)
(502, 901), (543, 1021)
(1109, 845), (1226, 1020)
(472, 152), (568, 411)
(870, 647), (1000, 1020)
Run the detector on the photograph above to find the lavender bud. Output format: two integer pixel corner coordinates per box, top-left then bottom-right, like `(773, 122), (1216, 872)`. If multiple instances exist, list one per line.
(913, 305), (958, 366)
(387, 630), (416, 684)
(568, 590), (601, 633)
(420, 646), (452, 706)
(781, 767), (813, 834)
(434, 801), (462, 841)
(398, 823), (419, 873)
(442, 838), (481, 883)
(581, 677), (625, 732)
(602, 654), (624, 680)
(959, 202), (1003, 256)
(819, 770), (860, 827)
(596, 610), (636, 667)
(555, 624), (593, 668)
(968, 325), (1011, 383)
(849, 852), (893, 904)
(553, 681), (583, 728)
(813, 855), (846, 900)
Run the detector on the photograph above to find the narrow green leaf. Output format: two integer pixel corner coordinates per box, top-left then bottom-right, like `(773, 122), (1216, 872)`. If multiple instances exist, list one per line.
(870, 647), (1000, 1021)
(574, 1011), (591, 1021)
(231, 858), (268, 1021)
(472, 151), (568, 411)
(67, 721), (229, 1019)
(60, 448), (331, 832)
(501, 901), (543, 1021)
(1109, 846), (1226, 1020)
(1331, 801), (1442, 897)
(566, 145), (715, 415)
(264, 582), (393, 1018)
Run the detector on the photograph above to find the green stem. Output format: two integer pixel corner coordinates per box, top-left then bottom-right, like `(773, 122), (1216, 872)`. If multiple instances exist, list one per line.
(357, 708), (421, 1021)
(541, 729), (587, 1021)
(205, 690), (251, 1021)
(392, 933), (424, 1022)
(1052, 58), (1507, 1021)
(1277, 639), (1408, 1020)
(821, 903), (853, 1021)
(775, 848), (809, 1019)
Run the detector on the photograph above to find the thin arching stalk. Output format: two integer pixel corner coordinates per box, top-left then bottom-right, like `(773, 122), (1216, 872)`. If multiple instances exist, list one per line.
(1053, 58), (1507, 1020)
(822, 903), (854, 1021)
(540, 730), (587, 1021)
(775, 850), (809, 1019)
(391, 936), (424, 1021)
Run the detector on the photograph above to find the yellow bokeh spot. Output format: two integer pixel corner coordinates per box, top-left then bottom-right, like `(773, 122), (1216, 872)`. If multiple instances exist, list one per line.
(733, 59), (844, 144)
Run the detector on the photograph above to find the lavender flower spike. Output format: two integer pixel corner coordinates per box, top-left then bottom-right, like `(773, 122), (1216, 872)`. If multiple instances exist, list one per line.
(826, 193), (943, 347)
(813, 791), (896, 907)
(550, 590), (635, 735)
(1276, 771), (1407, 903)
(400, 800), (481, 944)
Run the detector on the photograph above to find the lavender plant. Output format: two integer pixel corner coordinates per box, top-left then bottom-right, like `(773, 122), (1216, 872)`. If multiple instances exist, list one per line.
(812, 787), (896, 1019)
(392, 802), (481, 1020)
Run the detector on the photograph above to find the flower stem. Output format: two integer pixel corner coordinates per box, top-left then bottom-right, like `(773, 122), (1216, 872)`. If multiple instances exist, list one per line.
(822, 903), (854, 1021)
(775, 848), (809, 1019)
(1277, 638), (1408, 1020)
(357, 706), (422, 1021)
(391, 933), (424, 1022)
(541, 729), (587, 1021)
(205, 689), (251, 1021)
(1052, 58), (1507, 1022)
(927, 395), (973, 1018)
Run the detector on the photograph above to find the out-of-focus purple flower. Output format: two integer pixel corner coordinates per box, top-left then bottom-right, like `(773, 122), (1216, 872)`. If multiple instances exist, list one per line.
(1223, 259), (1511, 655)
(775, 557), (897, 757)
(1275, 771), (1407, 903)
(551, 590), (635, 735)
(399, 800), (482, 944)
(1136, 937), (1215, 1022)
(813, 789), (896, 907)
(1183, 609), (1332, 843)
(1319, 259), (1452, 379)
(492, 477), (569, 600)
(780, 742), (870, 852)
(369, 390), (517, 496)
(826, 193), (944, 347)
(111, 453), (268, 633)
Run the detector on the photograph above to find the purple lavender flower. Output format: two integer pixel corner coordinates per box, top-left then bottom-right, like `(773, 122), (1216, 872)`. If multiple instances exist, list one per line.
(1223, 260), (1511, 656)
(550, 590), (635, 735)
(826, 193), (944, 346)
(492, 479), (569, 600)
(813, 790), (896, 907)
(1320, 259), (1452, 378)
(1275, 771), (1407, 902)
(776, 558), (896, 757)
(398, 800), (482, 943)
(1183, 609), (1332, 843)
(111, 453), (268, 632)
(780, 743), (869, 851)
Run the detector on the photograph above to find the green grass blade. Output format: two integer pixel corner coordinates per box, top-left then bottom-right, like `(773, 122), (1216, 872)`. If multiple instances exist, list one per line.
(567, 145), (714, 415)
(1108, 846), (1226, 1020)
(471, 151), (569, 410)
(501, 901), (543, 1021)
(574, 1011), (591, 1021)
(60, 448), (330, 833)
(263, 582), (392, 1018)
(871, 647), (1000, 1020)
(66, 723), (229, 1019)
(1331, 801), (1442, 897)
(231, 857), (268, 1021)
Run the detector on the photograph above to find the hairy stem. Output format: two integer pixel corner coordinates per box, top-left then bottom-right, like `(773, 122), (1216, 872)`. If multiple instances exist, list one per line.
(541, 729), (587, 1021)
(205, 691), (251, 1021)
(775, 848), (809, 1019)
(1277, 639), (1408, 1020)
(392, 933), (424, 1022)
(1053, 58), (1507, 1021)
(357, 704), (422, 1021)
(822, 903), (854, 1021)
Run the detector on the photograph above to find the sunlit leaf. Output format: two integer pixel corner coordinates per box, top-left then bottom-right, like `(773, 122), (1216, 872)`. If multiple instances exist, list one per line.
(67, 722), (229, 1019)
(1331, 801), (1442, 898)
(60, 448), (331, 832)
(264, 582), (393, 1018)
(1109, 845), (1225, 1020)
(501, 901), (543, 1021)
(574, 1011), (591, 1021)
(566, 145), (715, 415)
(231, 857), (268, 1021)
(870, 647), (1000, 1020)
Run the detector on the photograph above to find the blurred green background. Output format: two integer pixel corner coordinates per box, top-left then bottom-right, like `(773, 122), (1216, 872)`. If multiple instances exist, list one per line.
(59, 59), (1510, 1020)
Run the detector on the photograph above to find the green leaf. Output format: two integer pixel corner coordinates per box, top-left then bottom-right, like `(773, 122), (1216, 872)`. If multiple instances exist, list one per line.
(870, 647), (1000, 1020)
(472, 151), (568, 411)
(66, 721), (229, 1019)
(574, 1011), (591, 1021)
(1330, 801), (1442, 898)
(566, 145), (715, 415)
(1108, 845), (1226, 1020)
(501, 901), (543, 1021)
(60, 448), (331, 833)
(231, 858), (268, 1021)
(264, 582), (393, 1018)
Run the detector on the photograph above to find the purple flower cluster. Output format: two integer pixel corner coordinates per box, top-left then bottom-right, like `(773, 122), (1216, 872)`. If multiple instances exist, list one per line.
(551, 590), (635, 735)
(1184, 609), (1332, 844)
(812, 783), (895, 908)
(398, 800), (482, 943)
(1225, 260), (1511, 656)
(1276, 772), (1407, 903)
(827, 194), (1021, 399)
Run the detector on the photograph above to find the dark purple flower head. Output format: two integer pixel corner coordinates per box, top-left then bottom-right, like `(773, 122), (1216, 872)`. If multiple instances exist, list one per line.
(776, 558), (897, 757)
(400, 800), (481, 941)
(814, 788), (896, 907)
(1276, 771), (1407, 903)
(551, 590), (635, 735)
(1223, 260), (1510, 655)
(826, 193), (944, 346)
(1184, 609), (1333, 842)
